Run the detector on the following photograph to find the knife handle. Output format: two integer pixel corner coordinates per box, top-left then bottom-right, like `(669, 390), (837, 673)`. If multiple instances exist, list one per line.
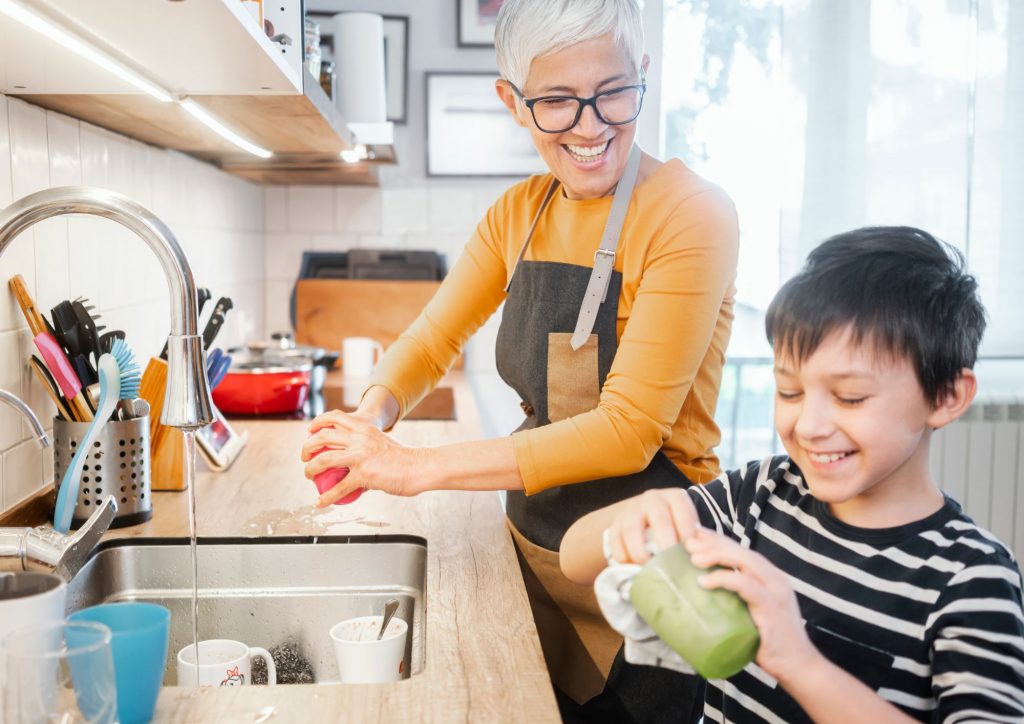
(161, 286), (211, 360)
(201, 297), (233, 350)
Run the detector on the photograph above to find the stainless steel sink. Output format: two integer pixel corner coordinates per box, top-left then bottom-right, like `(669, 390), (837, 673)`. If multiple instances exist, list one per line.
(65, 536), (427, 685)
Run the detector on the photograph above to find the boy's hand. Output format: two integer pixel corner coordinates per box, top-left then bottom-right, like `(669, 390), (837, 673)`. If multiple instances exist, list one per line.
(685, 528), (818, 680)
(607, 488), (701, 564)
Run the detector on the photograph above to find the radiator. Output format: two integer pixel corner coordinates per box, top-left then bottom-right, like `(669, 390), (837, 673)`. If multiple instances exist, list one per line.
(930, 397), (1024, 564)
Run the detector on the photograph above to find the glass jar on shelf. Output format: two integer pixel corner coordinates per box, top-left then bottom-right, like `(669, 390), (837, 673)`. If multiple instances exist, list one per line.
(304, 16), (322, 80)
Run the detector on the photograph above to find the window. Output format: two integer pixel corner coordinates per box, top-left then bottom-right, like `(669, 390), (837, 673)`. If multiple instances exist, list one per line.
(658, 0), (1021, 467)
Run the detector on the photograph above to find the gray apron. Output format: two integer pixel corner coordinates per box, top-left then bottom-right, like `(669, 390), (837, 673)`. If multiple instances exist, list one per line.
(496, 146), (702, 719)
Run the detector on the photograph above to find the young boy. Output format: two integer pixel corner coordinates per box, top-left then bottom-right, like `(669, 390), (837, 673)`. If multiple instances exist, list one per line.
(560, 226), (1024, 722)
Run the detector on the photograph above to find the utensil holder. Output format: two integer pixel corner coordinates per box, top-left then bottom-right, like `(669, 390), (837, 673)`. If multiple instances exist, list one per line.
(53, 415), (153, 529)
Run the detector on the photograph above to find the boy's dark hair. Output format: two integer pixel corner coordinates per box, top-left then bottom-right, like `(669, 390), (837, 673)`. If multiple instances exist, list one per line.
(765, 226), (987, 406)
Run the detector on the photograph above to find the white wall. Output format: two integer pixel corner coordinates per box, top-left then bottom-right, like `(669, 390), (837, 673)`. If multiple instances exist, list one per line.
(0, 95), (265, 515)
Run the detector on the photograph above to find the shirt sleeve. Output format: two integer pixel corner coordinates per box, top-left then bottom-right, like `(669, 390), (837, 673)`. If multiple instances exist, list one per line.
(929, 552), (1024, 721)
(368, 192), (510, 420)
(514, 188), (739, 493)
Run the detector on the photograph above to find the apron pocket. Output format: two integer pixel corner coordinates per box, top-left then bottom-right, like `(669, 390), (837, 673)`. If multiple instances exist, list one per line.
(547, 332), (600, 422)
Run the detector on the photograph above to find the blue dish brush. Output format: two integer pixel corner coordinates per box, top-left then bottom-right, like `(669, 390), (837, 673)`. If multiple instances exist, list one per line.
(53, 338), (141, 533)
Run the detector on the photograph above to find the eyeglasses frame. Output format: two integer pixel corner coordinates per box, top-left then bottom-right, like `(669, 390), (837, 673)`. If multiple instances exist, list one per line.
(507, 77), (648, 134)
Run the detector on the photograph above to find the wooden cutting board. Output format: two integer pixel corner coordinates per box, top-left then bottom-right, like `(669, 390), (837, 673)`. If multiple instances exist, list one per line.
(294, 279), (462, 369)
(321, 370), (455, 420)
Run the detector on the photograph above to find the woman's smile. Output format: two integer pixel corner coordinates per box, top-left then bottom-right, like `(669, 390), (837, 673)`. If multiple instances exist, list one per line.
(563, 137), (612, 165)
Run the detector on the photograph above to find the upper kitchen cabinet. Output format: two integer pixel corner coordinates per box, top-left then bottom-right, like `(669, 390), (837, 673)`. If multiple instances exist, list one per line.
(0, 0), (391, 184)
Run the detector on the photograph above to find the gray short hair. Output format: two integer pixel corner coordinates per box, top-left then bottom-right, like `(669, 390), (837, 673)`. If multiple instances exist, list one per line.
(495, 0), (645, 90)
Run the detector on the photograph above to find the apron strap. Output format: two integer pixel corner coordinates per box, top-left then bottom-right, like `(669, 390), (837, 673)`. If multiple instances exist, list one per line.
(505, 178), (560, 292)
(569, 144), (642, 350)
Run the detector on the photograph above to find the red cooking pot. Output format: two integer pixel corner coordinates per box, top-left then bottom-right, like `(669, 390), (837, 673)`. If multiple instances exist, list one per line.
(212, 354), (313, 415)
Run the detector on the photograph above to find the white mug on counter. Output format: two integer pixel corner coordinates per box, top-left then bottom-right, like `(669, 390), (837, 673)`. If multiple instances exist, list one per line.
(342, 336), (384, 379)
(0, 571), (67, 692)
(177, 639), (277, 687)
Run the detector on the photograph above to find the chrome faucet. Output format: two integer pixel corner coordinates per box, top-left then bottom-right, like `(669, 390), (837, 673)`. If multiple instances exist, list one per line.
(0, 497), (117, 580)
(0, 186), (213, 429)
(0, 389), (115, 580)
(0, 388), (49, 448)
(0, 187), (214, 579)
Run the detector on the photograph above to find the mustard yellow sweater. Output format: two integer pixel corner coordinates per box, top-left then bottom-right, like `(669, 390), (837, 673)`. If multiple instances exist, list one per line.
(370, 159), (739, 494)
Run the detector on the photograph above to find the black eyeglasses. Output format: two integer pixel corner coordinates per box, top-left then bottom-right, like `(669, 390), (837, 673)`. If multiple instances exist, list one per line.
(509, 78), (647, 134)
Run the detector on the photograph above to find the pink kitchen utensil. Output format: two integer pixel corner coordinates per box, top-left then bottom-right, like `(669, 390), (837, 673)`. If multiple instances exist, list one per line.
(312, 448), (364, 505)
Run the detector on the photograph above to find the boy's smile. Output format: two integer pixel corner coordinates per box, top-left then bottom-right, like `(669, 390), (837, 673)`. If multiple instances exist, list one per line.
(773, 326), (971, 528)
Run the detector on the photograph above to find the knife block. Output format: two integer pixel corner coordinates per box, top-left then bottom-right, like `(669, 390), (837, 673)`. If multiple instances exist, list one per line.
(140, 357), (186, 491)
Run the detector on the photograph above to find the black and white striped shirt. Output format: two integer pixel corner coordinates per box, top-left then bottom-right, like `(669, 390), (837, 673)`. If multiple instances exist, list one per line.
(686, 455), (1024, 723)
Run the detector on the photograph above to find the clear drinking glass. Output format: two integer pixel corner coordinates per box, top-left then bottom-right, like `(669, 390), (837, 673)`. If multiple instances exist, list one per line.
(2, 620), (119, 724)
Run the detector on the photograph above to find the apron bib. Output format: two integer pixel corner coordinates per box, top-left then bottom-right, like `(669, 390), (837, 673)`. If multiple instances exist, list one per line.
(495, 146), (695, 708)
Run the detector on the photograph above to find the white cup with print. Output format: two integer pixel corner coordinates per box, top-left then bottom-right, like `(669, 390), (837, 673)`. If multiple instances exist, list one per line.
(176, 639), (277, 687)
(342, 337), (384, 379)
(329, 615), (408, 683)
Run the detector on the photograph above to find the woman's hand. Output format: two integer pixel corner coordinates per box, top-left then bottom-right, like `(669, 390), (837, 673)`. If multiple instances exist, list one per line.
(300, 409), (426, 505)
(606, 488), (701, 565)
(684, 528), (817, 680)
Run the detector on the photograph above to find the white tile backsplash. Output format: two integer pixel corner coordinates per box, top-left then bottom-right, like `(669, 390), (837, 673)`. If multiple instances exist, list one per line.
(288, 186), (334, 233)
(46, 111), (81, 187)
(381, 188), (429, 235)
(2, 438), (44, 510)
(32, 218), (70, 308)
(334, 187), (381, 234)
(0, 96), (265, 515)
(429, 188), (477, 234)
(0, 97), (12, 208)
(8, 99), (50, 199)
(264, 186), (288, 233)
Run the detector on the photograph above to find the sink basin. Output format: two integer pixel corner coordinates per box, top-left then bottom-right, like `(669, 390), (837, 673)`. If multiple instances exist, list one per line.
(65, 535), (427, 685)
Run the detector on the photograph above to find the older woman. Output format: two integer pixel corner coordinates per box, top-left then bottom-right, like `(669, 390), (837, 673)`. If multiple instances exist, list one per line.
(302, 0), (737, 719)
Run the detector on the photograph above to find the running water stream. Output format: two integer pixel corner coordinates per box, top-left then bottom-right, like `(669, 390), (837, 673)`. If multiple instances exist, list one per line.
(183, 430), (200, 687)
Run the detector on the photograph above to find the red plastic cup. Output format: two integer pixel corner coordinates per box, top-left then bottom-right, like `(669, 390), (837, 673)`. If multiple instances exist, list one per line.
(311, 449), (364, 505)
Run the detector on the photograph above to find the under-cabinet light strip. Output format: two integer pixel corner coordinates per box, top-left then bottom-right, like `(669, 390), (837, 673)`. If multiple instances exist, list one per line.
(179, 99), (273, 159)
(1, 0), (274, 159)
(0, 0), (172, 102)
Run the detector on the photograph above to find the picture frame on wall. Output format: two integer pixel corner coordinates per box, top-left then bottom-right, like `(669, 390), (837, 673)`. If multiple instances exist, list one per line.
(311, 13), (409, 124)
(457, 0), (507, 47)
(426, 71), (546, 177)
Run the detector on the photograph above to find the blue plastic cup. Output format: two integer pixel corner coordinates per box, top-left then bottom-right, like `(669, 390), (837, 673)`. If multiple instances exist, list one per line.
(70, 602), (170, 724)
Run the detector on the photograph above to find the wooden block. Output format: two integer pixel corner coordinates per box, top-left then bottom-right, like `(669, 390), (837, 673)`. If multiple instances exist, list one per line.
(140, 357), (168, 444)
(151, 427), (186, 491)
(294, 279), (462, 369)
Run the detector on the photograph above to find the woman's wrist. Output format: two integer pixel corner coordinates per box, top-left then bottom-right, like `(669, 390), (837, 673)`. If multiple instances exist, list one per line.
(356, 384), (400, 430)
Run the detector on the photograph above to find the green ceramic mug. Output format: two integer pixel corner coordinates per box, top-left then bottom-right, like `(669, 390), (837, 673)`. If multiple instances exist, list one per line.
(629, 542), (760, 679)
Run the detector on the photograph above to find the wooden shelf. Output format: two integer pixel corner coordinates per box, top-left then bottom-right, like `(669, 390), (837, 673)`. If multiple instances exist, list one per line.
(1, 2), (395, 185)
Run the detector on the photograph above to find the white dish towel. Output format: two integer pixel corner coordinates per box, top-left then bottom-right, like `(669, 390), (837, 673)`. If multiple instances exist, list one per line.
(593, 531), (695, 675)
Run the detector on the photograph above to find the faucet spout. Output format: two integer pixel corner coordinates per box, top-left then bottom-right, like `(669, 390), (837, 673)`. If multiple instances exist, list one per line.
(0, 186), (213, 429)
(0, 389), (49, 447)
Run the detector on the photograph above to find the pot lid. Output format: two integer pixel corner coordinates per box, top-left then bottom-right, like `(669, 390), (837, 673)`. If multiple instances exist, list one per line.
(228, 350), (313, 373)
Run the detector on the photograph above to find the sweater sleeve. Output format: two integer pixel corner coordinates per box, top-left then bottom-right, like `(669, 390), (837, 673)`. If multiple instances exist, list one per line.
(368, 192), (510, 420)
(513, 188), (739, 494)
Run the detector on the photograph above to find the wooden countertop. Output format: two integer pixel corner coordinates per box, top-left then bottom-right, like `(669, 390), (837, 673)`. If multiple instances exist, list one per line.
(106, 373), (559, 722)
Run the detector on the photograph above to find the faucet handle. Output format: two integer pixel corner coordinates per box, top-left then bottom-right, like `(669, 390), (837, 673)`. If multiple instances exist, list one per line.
(53, 496), (117, 580)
